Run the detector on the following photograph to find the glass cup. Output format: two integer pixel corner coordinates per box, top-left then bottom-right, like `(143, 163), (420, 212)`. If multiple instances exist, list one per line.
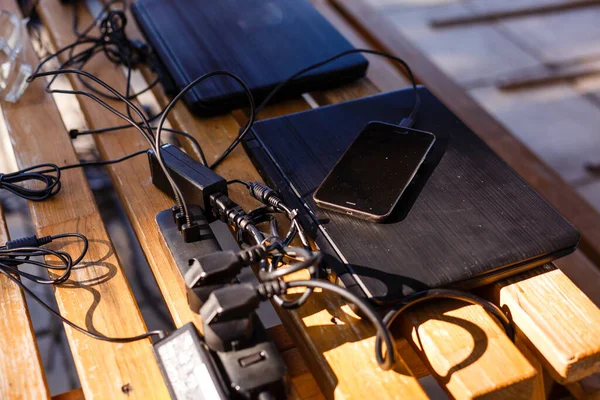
(0, 10), (31, 103)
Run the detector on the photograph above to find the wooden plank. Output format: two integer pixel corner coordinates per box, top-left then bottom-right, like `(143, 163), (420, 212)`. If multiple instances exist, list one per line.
(0, 205), (50, 400)
(36, 0), (203, 331)
(514, 337), (555, 400)
(401, 301), (536, 400)
(552, 250), (600, 306)
(497, 64), (600, 90)
(333, 0), (600, 387)
(332, 0), (600, 268)
(314, 81), (536, 400)
(491, 3), (600, 66)
(490, 265), (600, 384)
(430, 0), (600, 28)
(364, 3), (541, 87)
(40, 2), (429, 399)
(267, 326), (325, 399)
(2, 1), (170, 397)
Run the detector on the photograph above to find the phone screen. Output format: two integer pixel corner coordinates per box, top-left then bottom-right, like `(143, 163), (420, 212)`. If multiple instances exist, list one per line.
(314, 122), (436, 220)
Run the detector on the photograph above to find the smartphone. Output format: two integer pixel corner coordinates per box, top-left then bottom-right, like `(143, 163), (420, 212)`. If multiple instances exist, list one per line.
(313, 121), (436, 222)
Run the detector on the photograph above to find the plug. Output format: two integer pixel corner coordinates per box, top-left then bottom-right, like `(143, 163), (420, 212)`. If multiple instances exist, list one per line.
(3, 235), (53, 249)
(185, 245), (269, 310)
(185, 251), (242, 288)
(185, 251), (242, 310)
(200, 283), (260, 352)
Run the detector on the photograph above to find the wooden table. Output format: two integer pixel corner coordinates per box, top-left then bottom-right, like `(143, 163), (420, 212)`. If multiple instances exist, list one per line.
(1, 0), (599, 399)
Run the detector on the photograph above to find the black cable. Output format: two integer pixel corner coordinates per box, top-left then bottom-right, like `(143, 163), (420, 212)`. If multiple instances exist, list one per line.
(374, 289), (514, 370)
(0, 149), (147, 201)
(0, 269), (166, 342)
(71, 125), (208, 167)
(200, 49), (420, 170)
(274, 279), (398, 371)
(27, 68), (191, 228)
(154, 70), (256, 223)
(0, 232), (166, 342)
(0, 164), (61, 201)
(155, 70), (256, 170)
(0, 233), (88, 285)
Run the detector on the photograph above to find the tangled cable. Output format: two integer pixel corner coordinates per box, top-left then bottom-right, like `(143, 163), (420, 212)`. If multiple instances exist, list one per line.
(0, 232), (166, 342)
(0, 233), (88, 285)
(0, 164), (61, 201)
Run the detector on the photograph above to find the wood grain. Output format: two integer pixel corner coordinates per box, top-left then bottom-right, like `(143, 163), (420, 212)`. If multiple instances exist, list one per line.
(2, 1), (169, 397)
(333, 0), (600, 387)
(401, 301), (536, 400)
(0, 205), (50, 400)
(490, 264), (600, 384)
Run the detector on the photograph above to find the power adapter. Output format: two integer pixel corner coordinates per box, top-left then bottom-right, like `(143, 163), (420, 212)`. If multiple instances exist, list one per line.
(148, 144), (227, 222)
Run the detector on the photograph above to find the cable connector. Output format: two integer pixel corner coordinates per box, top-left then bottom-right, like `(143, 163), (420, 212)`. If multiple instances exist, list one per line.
(185, 251), (242, 288)
(210, 193), (254, 230)
(4, 235), (53, 250)
(399, 117), (415, 128)
(186, 245), (270, 289)
(247, 182), (283, 209)
(200, 283), (261, 352)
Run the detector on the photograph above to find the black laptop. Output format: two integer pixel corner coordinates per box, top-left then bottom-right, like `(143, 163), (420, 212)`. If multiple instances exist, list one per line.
(132, 0), (369, 115)
(243, 88), (580, 304)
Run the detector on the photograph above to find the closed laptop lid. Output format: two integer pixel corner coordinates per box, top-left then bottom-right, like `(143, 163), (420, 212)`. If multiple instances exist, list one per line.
(245, 88), (580, 302)
(132, 0), (368, 114)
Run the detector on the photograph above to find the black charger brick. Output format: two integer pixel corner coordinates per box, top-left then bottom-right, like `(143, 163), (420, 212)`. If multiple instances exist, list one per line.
(148, 144), (227, 222)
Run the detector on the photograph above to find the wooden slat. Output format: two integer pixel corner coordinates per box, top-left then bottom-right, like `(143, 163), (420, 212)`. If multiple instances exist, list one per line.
(553, 250), (600, 306)
(332, 0), (600, 275)
(0, 205), (50, 400)
(2, 1), (170, 397)
(401, 302), (536, 400)
(430, 0), (600, 28)
(37, 0), (202, 332)
(267, 325), (324, 399)
(490, 265), (600, 385)
(497, 64), (600, 90)
(514, 337), (555, 400)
